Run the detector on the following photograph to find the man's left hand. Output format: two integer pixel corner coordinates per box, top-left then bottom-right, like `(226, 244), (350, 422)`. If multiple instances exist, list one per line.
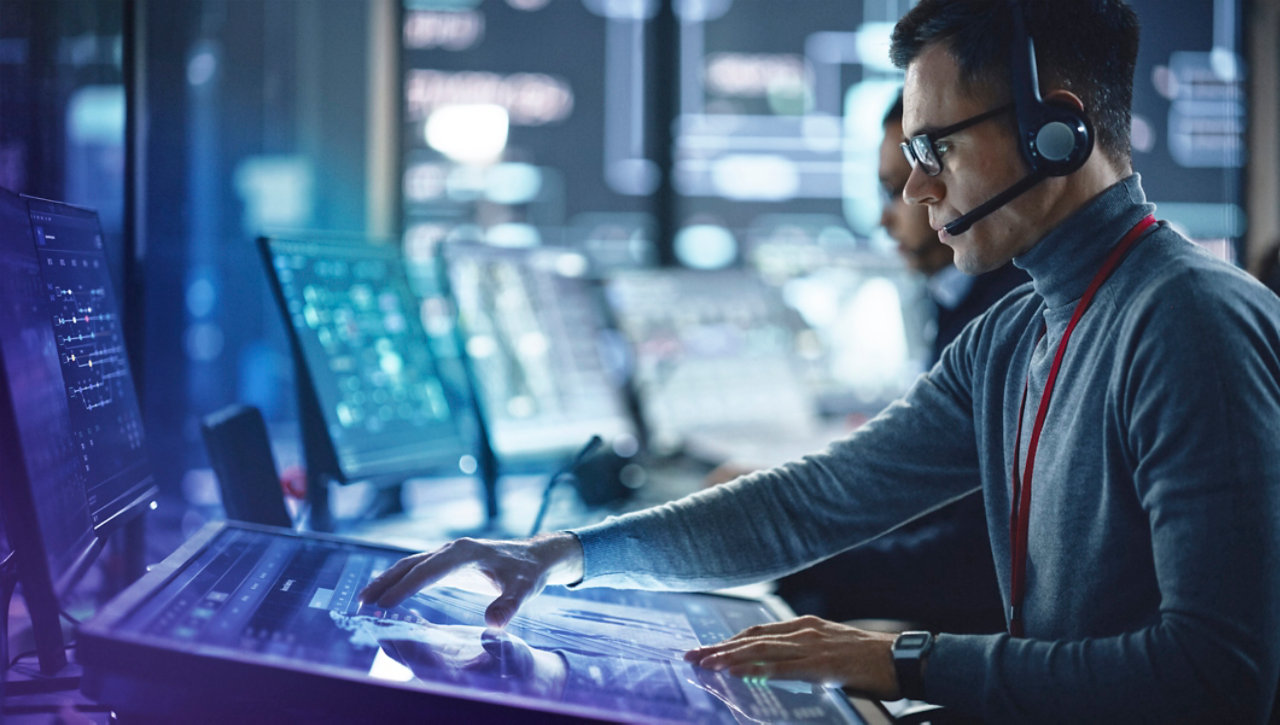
(683, 616), (901, 700)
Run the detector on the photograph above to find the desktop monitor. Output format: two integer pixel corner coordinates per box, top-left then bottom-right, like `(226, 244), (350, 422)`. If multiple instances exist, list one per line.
(437, 242), (638, 467)
(0, 189), (158, 674)
(602, 267), (820, 456)
(257, 236), (486, 529)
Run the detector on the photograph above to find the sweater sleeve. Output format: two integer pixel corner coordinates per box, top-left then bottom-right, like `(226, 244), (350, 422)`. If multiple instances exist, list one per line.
(569, 337), (986, 592)
(924, 270), (1280, 724)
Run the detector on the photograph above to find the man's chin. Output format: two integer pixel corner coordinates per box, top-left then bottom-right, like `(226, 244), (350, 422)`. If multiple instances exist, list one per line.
(952, 249), (997, 276)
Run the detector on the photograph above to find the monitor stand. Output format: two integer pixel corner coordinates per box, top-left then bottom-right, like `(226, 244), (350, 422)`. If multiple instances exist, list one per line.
(296, 366), (349, 533)
(0, 545), (67, 677)
(294, 355), (510, 539)
(456, 418), (509, 539)
(0, 551), (76, 688)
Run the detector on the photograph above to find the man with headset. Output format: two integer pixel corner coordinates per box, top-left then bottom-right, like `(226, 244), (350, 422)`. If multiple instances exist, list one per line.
(363, 1), (1280, 721)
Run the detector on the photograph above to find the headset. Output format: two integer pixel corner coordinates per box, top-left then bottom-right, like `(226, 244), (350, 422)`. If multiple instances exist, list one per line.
(943, 0), (1095, 236)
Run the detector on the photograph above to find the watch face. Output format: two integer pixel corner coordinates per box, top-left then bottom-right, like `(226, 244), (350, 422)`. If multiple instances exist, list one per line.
(896, 632), (929, 650)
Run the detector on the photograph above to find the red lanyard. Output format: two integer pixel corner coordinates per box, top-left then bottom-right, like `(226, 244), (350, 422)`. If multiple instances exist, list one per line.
(1007, 214), (1156, 637)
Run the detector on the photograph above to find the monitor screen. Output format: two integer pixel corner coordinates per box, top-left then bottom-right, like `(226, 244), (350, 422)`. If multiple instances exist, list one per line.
(79, 522), (880, 724)
(259, 236), (476, 484)
(440, 243), (637, 464)
(24, 197), (156, 531)
(603, 268), (819, 453)
(0, 190), (158, 673)
(0, 193), (156, 594)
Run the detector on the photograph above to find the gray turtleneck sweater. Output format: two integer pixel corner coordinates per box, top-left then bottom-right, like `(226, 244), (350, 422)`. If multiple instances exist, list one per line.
(570, 176), (1280, 723)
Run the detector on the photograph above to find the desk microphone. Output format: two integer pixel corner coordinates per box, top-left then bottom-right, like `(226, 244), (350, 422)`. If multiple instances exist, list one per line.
(943, 170), (1044, 237)
(529, 435), (605, 536)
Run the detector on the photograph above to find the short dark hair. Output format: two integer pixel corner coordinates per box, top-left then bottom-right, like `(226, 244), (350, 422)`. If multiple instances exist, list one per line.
(889, 0), (1140, 163)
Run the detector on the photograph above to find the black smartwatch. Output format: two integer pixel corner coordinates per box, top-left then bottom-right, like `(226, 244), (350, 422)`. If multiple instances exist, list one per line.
(891, 630), (934, 700)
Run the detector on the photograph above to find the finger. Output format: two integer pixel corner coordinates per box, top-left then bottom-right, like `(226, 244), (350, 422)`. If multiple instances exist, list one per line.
(693, 640), (804, 672)
(376, 546), (472, 607)
(686, 621), (809, 661)
(484, 575), (538, 628)
(720, 616), (822, 643)
(685, 635), (769, 663)
(359, 554), (424, 604)
(685, 639), (743, 662)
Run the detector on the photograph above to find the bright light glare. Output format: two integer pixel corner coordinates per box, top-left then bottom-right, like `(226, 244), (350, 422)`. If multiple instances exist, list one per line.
(425, 104), (509, 164)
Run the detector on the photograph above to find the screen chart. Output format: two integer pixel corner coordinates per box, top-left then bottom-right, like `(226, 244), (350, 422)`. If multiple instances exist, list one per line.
(29, 202), (152, 526)
(0, 197), (154, 595)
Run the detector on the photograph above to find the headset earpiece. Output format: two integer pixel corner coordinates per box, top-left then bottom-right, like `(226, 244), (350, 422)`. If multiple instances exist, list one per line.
(1027, 102), (1093, 176)
(1008, 0), (1094, 177)
(943, 1), (1097, 236)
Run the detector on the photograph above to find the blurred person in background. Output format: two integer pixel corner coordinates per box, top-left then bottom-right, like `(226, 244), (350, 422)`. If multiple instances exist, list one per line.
(772, 91), (1027, 635)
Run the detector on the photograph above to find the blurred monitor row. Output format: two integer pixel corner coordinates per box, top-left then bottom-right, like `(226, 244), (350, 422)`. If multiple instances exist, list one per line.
(259, 232), (930, 502)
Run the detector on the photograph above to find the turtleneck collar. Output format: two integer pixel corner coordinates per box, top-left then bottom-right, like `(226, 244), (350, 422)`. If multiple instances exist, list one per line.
(1012, 174), (1156, 310)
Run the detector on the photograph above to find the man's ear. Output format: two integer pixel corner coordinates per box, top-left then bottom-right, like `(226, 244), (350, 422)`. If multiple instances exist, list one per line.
(1042, 88), (1086, 113)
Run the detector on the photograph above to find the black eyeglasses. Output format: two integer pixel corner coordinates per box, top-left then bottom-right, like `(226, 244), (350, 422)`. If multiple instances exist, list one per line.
(900, 103), (1014, 176)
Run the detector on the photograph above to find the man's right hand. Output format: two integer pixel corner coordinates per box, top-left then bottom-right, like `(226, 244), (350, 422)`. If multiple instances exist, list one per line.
(358, 533), (585, 628)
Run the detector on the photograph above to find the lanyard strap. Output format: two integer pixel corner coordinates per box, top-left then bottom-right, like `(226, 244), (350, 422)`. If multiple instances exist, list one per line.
(1007, 214), (1156, 637)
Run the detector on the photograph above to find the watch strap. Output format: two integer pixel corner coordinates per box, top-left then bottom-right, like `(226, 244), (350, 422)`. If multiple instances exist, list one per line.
(892, 630), (933, 700)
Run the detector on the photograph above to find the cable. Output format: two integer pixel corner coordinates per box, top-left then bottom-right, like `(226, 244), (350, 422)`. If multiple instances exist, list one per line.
(529, 436), (604, 537)
(10, 641), (76, 670)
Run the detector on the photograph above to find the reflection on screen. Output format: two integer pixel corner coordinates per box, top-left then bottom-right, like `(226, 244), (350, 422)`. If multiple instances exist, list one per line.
(115, 528), (858, 723)
(443, 244), (636, 461)
(262, 237), (473, 482)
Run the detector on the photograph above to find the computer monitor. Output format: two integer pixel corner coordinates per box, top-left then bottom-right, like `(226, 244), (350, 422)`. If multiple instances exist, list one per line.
(438, 242), (639, 467)
(257, 236), (487, 530)
(602, 267), (820, 456)
(0, 189), (158, 674)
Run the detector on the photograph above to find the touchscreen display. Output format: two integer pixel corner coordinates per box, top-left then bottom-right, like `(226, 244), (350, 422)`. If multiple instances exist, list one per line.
(107, 527), (863, 723)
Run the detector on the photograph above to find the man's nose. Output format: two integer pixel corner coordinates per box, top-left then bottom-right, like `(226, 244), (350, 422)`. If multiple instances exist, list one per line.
(903, 164), (940, 206)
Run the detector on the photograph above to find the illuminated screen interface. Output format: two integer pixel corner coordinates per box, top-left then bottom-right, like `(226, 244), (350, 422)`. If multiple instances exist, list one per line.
(444, 245), (634, 459)
(604, 269), (818, 448)
(0, 197), (153, 587)
(113, 527), (861, 723)
(28, 201), (152, 525)
(265, 238), (469, 480)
